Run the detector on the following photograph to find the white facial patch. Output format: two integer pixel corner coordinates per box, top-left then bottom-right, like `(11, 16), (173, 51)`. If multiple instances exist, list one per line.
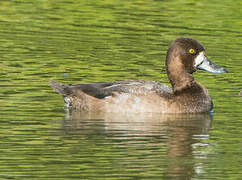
(194, 51), (206, 68)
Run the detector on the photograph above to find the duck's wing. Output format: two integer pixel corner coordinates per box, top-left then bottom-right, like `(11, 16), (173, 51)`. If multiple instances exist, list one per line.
(50, 80), (172, 99)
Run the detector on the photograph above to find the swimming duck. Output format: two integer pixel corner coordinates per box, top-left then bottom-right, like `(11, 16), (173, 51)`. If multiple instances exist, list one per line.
(50, 37), (227, 113)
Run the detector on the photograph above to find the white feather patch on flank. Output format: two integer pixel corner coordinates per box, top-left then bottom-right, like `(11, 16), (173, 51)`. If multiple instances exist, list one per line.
(64, 97), (71, 107)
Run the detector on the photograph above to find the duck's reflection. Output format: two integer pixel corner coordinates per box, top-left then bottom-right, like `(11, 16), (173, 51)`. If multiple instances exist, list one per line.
(62, 110), (212, 179)
(162, 114), (211, 179)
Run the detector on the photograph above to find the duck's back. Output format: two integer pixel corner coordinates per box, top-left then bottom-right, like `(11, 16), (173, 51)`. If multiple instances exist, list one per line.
(50, 80), (173, 112)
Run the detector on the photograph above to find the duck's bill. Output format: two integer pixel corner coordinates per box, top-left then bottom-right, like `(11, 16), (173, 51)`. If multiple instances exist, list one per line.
(194, 52), (228, 73)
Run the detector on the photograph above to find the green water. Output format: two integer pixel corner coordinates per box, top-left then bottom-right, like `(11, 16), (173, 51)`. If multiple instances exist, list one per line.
(0, 0), (241, 179)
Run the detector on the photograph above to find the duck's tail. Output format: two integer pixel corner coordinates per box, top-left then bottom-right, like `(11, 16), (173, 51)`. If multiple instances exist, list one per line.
(49, 80), (71, 96)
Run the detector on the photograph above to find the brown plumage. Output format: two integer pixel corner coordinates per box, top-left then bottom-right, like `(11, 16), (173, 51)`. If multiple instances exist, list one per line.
(50, 37), (227, 113)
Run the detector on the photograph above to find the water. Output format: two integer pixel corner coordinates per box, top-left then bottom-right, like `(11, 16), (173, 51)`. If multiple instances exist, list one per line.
(0, 0), (242, 179)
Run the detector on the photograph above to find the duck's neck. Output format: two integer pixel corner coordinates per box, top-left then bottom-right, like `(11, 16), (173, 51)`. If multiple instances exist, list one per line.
(167, 70), (195, 93)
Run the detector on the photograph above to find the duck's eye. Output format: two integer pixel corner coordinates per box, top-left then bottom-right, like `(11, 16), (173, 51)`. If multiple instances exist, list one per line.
(189, 48), (195, 55)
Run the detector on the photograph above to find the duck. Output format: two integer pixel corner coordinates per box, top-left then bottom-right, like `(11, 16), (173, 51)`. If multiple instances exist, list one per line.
(50, 37), (228, 113)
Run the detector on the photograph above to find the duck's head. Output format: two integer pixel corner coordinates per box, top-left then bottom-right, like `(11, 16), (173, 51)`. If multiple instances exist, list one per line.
(166, 37), (228, 91)
(166, 37), (228, 74)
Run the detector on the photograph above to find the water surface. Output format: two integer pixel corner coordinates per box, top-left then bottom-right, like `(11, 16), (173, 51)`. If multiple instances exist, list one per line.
(0, 0), (242, 179)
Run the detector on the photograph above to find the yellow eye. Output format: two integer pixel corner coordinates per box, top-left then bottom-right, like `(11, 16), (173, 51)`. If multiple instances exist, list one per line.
(189, 48), (195, 54)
